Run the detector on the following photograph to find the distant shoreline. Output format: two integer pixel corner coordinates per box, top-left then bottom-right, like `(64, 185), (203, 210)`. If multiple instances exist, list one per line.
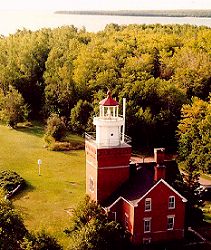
(55, 10), (211, 18)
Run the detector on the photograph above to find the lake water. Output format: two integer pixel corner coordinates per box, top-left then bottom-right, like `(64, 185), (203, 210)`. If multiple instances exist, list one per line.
(0, 10), (210, 36)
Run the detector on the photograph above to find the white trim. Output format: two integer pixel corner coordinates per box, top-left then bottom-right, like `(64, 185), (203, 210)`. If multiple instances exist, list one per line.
(168, 196), (175, 209)
(167, 215), (175, 230)
(136, 179), (187, 206)
(144, 217), (151, 233)
(98, 165), (129, 170)
(153, 228), (183, 234)
(86, 162), (129, 170)
(86, 160), (96, 167)
(145, 198), (152, 211)
(124, 212), (129, 229)
(106, 196), (132, 210)
(167, 214), (175, 218)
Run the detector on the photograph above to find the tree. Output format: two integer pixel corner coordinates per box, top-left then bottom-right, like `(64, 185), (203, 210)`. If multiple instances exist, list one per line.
(65, 196), (130, 250)
(177, 97), (211, 173)
(0, 87), (29, 128)
(0, 190), (28, 250)
(70, 100), (93, 134)
(177, 97), (211, 225)
(21, 231), (62, 250)
(174, 159), (204, 226)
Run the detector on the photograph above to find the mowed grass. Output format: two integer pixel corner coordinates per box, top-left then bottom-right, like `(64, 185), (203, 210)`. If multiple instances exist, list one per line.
(0, 124), (85, 248)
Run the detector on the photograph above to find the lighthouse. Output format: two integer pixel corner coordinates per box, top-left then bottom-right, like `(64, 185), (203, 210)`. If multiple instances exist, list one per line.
(85, 91), (131, 204)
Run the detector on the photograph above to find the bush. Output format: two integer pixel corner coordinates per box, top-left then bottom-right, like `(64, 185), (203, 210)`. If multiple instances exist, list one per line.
(0, 195), (28, 250)
(45, 114), (67, 142)
(49, 141), (85, 151)
(0, 170), (26, 194)
(21, 231), (62, 250)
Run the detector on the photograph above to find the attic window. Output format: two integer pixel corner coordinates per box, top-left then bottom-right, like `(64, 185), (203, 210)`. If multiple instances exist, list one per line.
(145, 198), (151, 211)
(168, 196), (175, 209)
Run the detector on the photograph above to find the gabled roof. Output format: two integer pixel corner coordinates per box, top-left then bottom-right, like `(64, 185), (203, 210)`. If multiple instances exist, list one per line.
(104, 160), (187, 209)
(99, 90), (119, 106)
(135, 178), (187, 206)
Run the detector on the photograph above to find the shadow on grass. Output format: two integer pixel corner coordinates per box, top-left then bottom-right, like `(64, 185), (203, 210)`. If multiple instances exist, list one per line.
(11, 181), (36, 202)
(15, 121), (45, 138)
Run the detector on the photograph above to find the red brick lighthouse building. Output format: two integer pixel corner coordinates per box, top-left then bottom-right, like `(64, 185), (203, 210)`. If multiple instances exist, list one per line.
(85, 91), (187, 245)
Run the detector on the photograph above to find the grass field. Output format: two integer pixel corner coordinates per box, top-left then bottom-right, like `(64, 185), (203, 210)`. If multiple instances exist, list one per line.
(0, 123), (85, 248)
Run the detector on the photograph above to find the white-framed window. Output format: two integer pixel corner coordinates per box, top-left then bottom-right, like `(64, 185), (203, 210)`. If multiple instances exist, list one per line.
(168, 196), (175, 209)
(145, 198), (152, 211)
(143, 238), (151, 244)
(124, 213), (129, 230)
(144, 218), (151, 233)
(89, 177), (94, 192)
(167, 216), (175, 230)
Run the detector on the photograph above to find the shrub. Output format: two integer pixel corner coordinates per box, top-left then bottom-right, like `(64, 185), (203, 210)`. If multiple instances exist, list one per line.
(45, 114), (67, 142)
(21, 231), (62, 250)
(49, 141), (85, 151)
(0, 195), (28, 250)
(0, 170), (26, 194)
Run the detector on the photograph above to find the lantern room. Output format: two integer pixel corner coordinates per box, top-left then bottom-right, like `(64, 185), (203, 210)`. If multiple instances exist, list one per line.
(93, 91), (126, 147)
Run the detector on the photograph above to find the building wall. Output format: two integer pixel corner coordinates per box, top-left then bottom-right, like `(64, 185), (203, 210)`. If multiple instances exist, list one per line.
(110, 199), (134, 236)
(85, 141), (98, 201)
(133, 181), (186, 245)
(85, 141), (131, 203)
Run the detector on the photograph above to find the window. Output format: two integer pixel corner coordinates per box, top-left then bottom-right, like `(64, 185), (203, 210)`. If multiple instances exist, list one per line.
(143, 238), (151, 244)
(145, 198), (152, 211)
(167, 216), (175, 230)
(124, 213), (129, 230)
(89, 177), (94, 192)
(168, 196), (175, 209)
(144, 218), (151, 233)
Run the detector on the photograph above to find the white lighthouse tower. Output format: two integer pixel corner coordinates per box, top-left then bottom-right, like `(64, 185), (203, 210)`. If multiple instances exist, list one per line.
(85, 90), (131, 203)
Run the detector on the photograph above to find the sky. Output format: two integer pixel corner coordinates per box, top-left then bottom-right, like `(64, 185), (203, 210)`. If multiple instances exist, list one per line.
(0, 0), (211, 11)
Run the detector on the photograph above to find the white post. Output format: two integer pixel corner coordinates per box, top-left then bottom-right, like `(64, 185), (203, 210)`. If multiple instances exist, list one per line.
(38, 159), (42, 176)
(122, 98), (126, 143)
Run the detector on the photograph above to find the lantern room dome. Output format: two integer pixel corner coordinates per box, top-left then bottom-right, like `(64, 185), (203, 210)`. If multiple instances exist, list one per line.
(99, 90), (119, 106)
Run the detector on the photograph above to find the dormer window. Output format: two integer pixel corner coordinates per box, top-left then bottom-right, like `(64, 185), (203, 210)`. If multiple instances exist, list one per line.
(145, 198), (152, 211)
(168, 196), (175, 209)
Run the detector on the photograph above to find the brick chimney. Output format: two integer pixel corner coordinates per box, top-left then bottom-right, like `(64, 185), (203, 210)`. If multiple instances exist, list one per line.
(154, 148), (166, 182)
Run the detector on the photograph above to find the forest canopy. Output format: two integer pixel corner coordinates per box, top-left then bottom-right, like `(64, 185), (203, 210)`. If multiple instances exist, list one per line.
(0, 24), (210, 158)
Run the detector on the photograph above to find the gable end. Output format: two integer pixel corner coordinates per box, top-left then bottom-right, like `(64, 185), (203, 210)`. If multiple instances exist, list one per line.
(135, 179), (187, 206)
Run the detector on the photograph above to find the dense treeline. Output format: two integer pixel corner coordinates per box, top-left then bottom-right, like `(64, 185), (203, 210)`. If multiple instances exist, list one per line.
(0, 24), (210, 153)
(55, 10), (211, 18)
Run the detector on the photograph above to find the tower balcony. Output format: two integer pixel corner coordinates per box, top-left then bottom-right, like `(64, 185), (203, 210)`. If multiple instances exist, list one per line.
(85, 132), (132, 148)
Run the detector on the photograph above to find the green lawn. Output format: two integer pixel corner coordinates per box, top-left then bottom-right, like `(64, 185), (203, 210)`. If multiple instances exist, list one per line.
(0, 123), (85, 248)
